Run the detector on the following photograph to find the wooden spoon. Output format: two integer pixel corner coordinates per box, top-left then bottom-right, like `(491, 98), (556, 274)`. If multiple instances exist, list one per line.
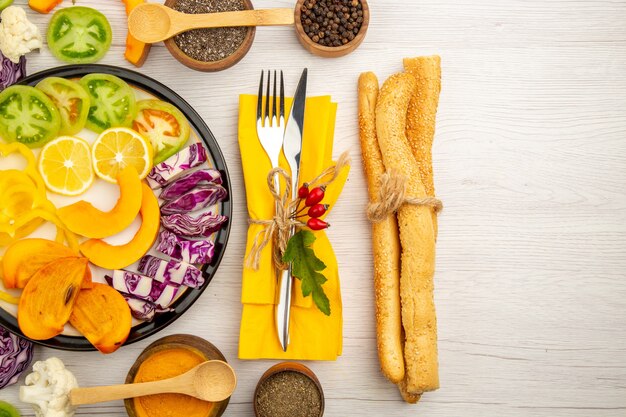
(69, 360), (237, 406)
(128, 3), (295, 43)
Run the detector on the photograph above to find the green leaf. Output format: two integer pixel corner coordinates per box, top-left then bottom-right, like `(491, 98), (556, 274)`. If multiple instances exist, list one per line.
(283, 230), (331, 316)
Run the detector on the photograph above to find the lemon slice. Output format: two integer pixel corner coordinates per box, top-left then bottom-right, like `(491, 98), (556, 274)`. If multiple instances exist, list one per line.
(92, 127), (153, 183)
(38, 136), (94, 196)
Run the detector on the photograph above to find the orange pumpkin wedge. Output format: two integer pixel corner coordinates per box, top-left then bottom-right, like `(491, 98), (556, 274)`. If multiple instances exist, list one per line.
(2, 238), (91, 289)
(28, 0), (63, 13)
(123, 0), (152, 67)
(57, 166), (142, 239)
(69, 283), (132, 354)
(18, 257), (88, 340)
(79, 183), (160, 270)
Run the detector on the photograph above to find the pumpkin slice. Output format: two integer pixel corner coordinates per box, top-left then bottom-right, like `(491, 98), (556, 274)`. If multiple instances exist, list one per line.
(69, 283), (132, 354)
(2, 238), (91, 289)
(80, 183), (160, 270)
(57, 166), (142, 239)
(18, 257), (88, 340)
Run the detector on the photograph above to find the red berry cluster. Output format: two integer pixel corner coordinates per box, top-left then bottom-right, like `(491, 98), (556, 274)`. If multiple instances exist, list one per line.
(296, 183), (330, 230)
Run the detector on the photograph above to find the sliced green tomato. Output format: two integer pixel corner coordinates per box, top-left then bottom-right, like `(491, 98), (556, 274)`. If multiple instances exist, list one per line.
(80, 74), (137, 133)
(0, 85), (61, 148)
(47, 6), (112, 64)
(0, 0), (13, 12)
(36, 77), (91, 135)
(0, 401), (20, 417)
(132, 100), (191, 165)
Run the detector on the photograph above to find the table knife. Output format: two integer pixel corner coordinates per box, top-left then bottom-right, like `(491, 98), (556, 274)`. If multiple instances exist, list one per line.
(276, 68), (308, 352)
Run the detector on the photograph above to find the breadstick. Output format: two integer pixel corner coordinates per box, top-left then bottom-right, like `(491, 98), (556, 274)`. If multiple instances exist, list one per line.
(358, 72), (404, 384)
(404, 56), (441, 236)
(376, 73), (439, 393)
(398, 378), (422, 404)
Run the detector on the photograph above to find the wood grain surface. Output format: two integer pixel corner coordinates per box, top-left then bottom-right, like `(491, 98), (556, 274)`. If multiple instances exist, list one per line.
(1, 0), (626, 416)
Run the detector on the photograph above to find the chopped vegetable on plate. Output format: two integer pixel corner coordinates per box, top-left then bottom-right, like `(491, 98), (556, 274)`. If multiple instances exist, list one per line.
(138, 255), (204, 288)
(132, 99), (191, 165)
(160, 184), (228, 215)
(156, 230), (215, 264)
(147, 143), (208, 188)
(0, 85), (61, 148)
(159, 168), (222, 200)
(162, 212), (228, 238)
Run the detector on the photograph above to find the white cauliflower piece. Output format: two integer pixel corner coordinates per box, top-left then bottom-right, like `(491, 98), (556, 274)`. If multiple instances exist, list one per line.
(0, 6), (42, 63)
(19, 357), (79, 417)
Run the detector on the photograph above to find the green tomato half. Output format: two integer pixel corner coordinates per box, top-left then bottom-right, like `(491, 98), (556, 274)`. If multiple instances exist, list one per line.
(47, 6), (112, 64)
(80, 74), (137, 134)
(132, 100), (191, 165)
(36, 77), (91, 136)
(0, 85), (61, 148)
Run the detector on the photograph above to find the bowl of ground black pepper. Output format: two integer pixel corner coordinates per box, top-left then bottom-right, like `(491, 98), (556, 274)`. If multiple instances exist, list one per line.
(163, 0), (255, 72)
(295, 0), (369, 58)
(254, 362), (325, 417)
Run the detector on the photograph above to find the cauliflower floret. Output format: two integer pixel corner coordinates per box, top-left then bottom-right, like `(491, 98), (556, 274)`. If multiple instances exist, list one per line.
(19, 357), (79, 417)
(0, 6), (42, 63)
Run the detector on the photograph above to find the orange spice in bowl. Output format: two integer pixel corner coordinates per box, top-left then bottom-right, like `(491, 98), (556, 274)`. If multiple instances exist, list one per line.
(125, 334), (230, 417)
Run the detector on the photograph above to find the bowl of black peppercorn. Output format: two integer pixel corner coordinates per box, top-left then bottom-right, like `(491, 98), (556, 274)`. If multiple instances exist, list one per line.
(295, 0), (369, 58)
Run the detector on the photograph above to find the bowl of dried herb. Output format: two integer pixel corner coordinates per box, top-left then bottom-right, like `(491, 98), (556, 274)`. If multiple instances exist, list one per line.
(254, 362), (325, 417)
(163, 0), (256, 72)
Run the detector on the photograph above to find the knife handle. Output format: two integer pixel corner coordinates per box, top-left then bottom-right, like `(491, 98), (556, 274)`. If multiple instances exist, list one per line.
(276, 267), (293, 351)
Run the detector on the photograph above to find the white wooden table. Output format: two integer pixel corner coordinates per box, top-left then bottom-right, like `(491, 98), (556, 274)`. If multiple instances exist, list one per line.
(2, 0), (626, 415)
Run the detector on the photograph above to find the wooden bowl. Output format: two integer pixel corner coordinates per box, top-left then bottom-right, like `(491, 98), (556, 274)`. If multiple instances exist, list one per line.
(163, 0), (256, 72)
(253, 362), (324, 417)
(294, 0), (369, 58)
(125, 334), (230, 417)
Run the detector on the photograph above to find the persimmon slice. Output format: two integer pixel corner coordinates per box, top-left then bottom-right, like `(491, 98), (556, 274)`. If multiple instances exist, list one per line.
(18, 257), (88, 340)
(69, 283), (132, 354)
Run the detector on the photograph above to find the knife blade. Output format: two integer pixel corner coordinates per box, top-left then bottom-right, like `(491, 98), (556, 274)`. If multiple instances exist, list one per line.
(276, 68), (308, 352)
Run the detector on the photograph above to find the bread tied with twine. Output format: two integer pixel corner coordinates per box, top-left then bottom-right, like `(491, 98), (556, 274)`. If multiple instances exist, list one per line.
(367, 170), (443, 223)
(245, 151), (351, 271)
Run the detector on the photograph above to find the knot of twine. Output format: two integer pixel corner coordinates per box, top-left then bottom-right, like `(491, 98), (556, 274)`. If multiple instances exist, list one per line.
(367, 171), (443, 223)
(245, 151), (351, 271)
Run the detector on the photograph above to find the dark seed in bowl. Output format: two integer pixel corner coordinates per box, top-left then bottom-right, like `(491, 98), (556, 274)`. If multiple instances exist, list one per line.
(256, 371), (322, 417)
(172, 0), (249, 62)
(300, 0), (363, 47)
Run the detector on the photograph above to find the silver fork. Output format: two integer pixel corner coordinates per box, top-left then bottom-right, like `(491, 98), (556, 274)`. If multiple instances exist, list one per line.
(256, 70), (285, 194)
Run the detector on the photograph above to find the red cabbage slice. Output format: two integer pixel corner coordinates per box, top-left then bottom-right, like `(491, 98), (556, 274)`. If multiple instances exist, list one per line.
(0, 325), (33, 389)
(147, 143), (207, 188)
(138, 255), (204, 288)
(105, 270), (179, 308)
(0, 53), (26, 91)
(162, 212), (228, 238)
(155, 230), (215, 264)
(159, 169), (223, 200)
(160, 184), (227, 215)
(123, 296), (172, 322)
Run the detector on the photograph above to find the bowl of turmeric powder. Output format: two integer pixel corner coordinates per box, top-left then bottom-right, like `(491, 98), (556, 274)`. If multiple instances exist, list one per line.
(124, 334), (231, 417)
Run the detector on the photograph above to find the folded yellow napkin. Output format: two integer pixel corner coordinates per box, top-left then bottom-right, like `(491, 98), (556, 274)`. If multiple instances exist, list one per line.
(238, 94), (349, 360)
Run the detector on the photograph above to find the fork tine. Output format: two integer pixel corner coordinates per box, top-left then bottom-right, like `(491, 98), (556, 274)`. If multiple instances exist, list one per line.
(257, 70), (264, 123)
(272, 71), (277, 125)
(265, 70), (270, 127)
(279, 70), (285, 124)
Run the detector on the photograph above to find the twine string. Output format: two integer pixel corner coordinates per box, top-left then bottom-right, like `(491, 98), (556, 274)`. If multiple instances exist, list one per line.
(245, 151), (351, 271)
(367, 170), (443, 223)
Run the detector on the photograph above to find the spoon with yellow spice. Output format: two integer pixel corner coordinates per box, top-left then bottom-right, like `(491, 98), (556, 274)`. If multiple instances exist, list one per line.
(69, 360), (237, 405)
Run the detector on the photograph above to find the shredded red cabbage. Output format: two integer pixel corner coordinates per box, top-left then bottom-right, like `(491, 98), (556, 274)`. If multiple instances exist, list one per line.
(0, 325), (34, 388)
(0, 52), (26, 91)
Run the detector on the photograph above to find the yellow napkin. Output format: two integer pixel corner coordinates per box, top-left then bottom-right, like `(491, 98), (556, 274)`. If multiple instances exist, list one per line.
(238, 94), (349, 360)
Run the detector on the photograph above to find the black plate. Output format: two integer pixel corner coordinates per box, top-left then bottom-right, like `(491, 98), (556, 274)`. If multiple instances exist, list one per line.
(0, 64), (232, 351)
